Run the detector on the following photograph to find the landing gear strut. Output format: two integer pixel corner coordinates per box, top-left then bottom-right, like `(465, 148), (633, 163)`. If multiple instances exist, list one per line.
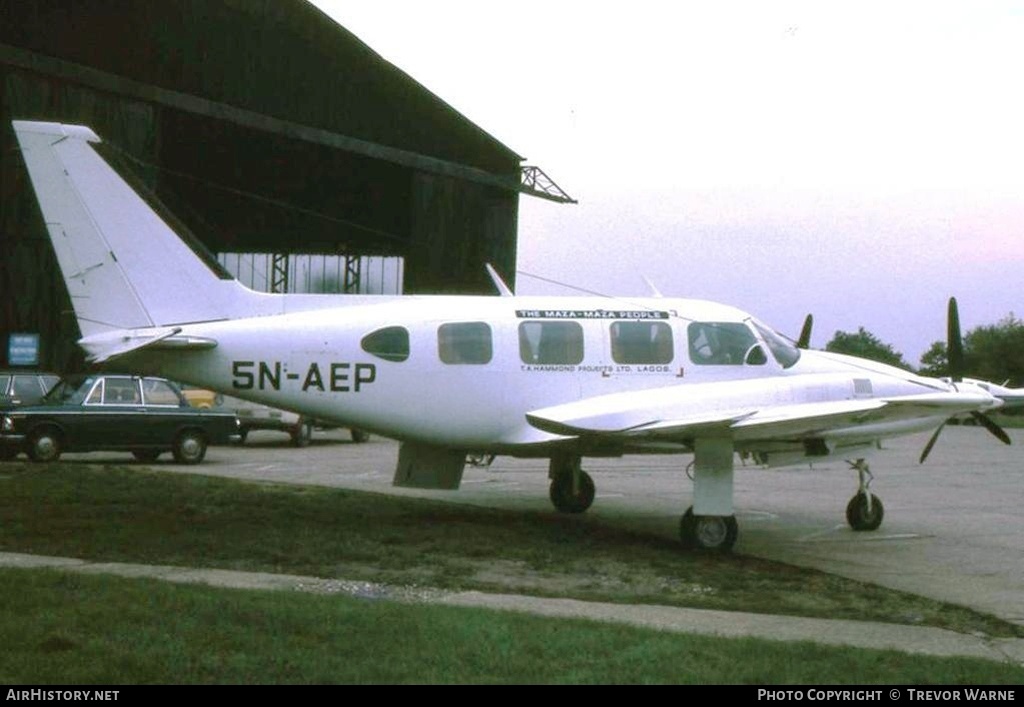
(846, 459), (884, 531)
(680, 437), (739, 552)
(548, 456), (595, 514)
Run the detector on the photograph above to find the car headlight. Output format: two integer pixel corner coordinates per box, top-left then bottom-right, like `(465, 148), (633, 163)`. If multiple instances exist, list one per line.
(1, 415), (14, 433)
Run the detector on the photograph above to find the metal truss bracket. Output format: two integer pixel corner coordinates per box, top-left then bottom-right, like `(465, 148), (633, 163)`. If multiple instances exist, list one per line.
(520, 166), (577, 204)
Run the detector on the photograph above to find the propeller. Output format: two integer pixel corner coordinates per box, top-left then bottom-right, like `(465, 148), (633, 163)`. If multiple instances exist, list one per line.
(919, 297), (1011, 463)
(797, 314), (814, 349)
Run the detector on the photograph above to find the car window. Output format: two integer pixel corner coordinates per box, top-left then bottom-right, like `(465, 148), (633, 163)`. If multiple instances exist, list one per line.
(142, 379), (181, 406)
(85, 380), (103, 405)
(12, 375), (43, 397)
(103, 378), (141, 405)
(0, 375), (9, 395)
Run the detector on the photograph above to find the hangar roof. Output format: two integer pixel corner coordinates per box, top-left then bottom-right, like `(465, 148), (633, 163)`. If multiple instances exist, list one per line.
(0, 0), (523, 177)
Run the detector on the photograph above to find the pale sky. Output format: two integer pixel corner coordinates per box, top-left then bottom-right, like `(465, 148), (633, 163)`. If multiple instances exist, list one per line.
(312, 1), (1024, 364)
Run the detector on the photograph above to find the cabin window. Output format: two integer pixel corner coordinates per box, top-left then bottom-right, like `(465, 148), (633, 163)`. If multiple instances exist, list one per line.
(142, 379), (181, 406)
(361, 326), (410, 363)
(610, 321), (673, 364)
(687, 322), (764, 366)
(519, 321), (584, 365)
(438, 322), (492, 365)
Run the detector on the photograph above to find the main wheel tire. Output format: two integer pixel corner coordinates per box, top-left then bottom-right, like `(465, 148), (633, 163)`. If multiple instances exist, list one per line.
(846, 492), (884, 531)
(291, 419), (312, 448)
(132, 450), (161, 463)
(549, 470), (596, 514)
(27, 427), (62, 463)
(679, 507), (738, 552)
(172, 430), (207, 465)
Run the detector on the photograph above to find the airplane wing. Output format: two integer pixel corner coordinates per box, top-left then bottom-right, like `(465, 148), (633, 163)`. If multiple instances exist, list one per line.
(526, 387), (994, 443)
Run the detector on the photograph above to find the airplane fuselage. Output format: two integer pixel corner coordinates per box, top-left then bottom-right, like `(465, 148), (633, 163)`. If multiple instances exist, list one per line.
(127, 294), (957, 460)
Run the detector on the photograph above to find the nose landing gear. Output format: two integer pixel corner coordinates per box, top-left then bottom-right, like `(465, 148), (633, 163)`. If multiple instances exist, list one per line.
(846, 459), (884, 531)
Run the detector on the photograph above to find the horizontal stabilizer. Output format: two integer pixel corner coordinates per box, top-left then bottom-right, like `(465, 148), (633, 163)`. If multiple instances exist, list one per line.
(79, 327), (217, 363)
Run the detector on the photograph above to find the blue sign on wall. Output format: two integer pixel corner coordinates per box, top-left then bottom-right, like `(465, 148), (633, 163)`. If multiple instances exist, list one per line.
(8, 333), (40, 366)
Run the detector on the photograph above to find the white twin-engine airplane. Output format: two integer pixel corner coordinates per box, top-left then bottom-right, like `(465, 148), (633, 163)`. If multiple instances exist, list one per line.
(12, 120), (1017, 552)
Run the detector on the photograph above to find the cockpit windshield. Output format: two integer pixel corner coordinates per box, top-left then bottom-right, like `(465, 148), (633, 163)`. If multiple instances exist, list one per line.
(749, 318), (801, 368)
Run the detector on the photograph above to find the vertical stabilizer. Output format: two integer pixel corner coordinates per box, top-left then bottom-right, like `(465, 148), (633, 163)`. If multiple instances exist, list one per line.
(12, 120), (254, 338)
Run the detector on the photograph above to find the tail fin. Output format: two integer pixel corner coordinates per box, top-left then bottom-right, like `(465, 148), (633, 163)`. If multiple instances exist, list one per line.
(12, 120), (257, 341)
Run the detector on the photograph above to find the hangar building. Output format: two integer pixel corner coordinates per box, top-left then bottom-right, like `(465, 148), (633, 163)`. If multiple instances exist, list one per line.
(0, 0), (571, 370)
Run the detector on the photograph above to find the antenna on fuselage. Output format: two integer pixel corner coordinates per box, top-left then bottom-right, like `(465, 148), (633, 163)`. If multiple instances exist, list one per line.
(485, 263), (514, 297)
(641, 275), (664, 298)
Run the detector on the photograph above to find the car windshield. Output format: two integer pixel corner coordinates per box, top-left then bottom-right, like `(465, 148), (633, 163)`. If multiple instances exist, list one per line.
(43, 375), (98, 405)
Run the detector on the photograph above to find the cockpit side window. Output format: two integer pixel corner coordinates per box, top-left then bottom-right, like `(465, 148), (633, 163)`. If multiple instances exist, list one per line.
(687, 322), (765, 366)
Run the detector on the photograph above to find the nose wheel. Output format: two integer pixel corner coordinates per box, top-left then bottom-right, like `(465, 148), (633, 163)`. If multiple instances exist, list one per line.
(846, 459), (884, 531)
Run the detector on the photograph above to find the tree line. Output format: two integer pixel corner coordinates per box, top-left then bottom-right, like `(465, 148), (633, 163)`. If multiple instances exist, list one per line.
(823, 314), (1024, 387)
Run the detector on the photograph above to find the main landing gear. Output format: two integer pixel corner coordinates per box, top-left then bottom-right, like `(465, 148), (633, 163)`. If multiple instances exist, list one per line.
(548, 456), (596, 514)
(544, 453), (885, 553)
(846, 459), (884, 531)
(679, 507), (738, 552)
(546, 452), (739, 553)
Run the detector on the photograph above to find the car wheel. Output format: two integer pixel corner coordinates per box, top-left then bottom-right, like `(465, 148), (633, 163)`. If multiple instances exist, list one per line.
(27, 427), (62, 463)
(350, 428), (370, 443)
(0, 448), (17, 461)
(172, 429), (207, 465)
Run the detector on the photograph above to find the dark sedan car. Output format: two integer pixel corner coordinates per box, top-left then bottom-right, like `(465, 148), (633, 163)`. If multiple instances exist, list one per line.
(0, 374), (239, 464)
(0, 370), (61, 408)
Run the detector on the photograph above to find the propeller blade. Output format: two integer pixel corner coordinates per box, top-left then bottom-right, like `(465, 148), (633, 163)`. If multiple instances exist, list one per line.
(948, 297), (964, 383)
(919, 420), (948, 464)
(797, 314), (814, 349)
(970, 412), (1012, 446)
